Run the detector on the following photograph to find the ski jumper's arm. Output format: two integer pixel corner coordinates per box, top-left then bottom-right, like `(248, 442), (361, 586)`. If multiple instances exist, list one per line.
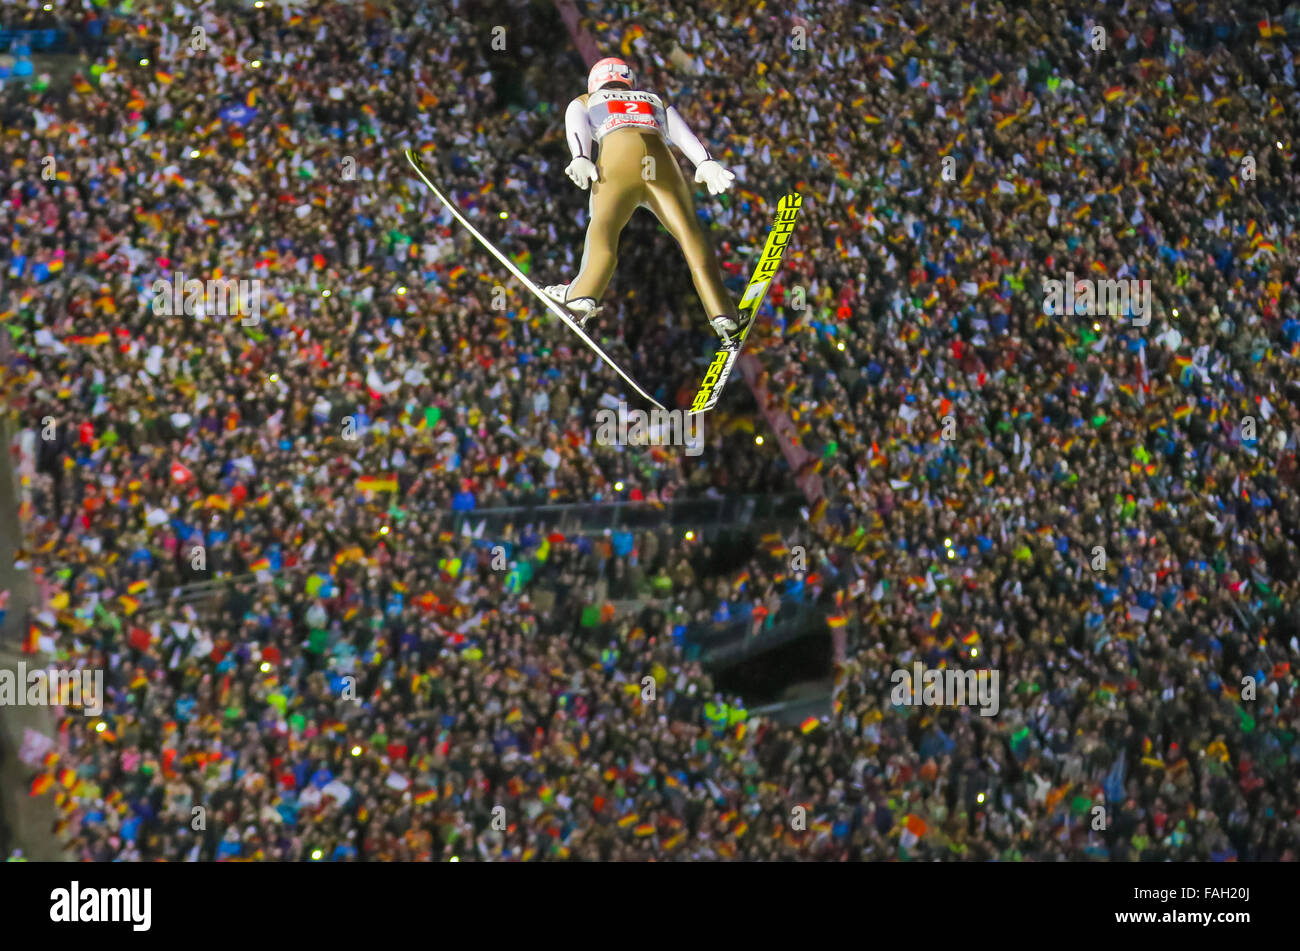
(565, 95), (593, 159)
(665, 104), (734, 196)
(664, 106), (712, 167)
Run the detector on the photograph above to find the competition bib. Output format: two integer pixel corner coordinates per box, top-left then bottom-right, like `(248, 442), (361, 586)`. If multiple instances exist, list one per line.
(587, 90), (667, 142)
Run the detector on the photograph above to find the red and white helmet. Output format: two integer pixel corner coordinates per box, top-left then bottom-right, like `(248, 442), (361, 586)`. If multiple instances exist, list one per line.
(587, 57), (635, 95)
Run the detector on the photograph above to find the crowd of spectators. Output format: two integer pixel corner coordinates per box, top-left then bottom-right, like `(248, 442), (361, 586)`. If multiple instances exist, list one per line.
(3, 0), (1298, 860)
(589, 0), (1300, 860)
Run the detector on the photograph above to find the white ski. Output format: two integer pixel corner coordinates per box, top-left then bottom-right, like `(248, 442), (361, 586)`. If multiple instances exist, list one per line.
(403, 148), (666, 411)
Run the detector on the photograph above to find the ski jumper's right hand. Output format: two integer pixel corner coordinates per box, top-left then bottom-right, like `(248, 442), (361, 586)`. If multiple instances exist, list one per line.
(694, 160), (735, 195)
(565, 156), (599, 189)
(663, 105), (734, 195)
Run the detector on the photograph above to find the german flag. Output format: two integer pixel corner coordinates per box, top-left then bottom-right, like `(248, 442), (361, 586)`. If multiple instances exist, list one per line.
(633, 823), (656, 838)
(30, 774), (54, 797)
(119, 596), (140, 616)
(1173, 404), (1193, 421)
(249, 557), (271, 573)
(333, 546), (364, 566)
(619, 23), (645, 56)
(155, 70), (173, 84)
(983, 470), (995, 486)
(72, 75), (94, 94)
(1103, 86), (1124, 102)
(617, 813), (639, 829)
(127, 579), (149, 595)
(413, 788), (437, 806)
(800, 716), (820, 735)
(356, 475), (398, 493)
(827, 615), (847, 629)
(929, 608), (943, 628)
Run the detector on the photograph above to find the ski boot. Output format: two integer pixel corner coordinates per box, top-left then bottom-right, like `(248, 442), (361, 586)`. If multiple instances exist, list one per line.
(543, 284), (601, 332)
(710, 314), (741, 348)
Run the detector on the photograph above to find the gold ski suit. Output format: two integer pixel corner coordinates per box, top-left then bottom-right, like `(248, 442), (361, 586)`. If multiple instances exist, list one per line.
(562, 87), (736, 320)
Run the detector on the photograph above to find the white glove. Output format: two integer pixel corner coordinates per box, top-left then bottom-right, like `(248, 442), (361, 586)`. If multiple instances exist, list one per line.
(694, 159), (735, 195)
(565, 156), (599, 189)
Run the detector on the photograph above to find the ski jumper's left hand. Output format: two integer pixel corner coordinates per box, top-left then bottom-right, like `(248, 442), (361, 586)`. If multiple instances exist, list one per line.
(563, 96), (599, 188)
(565, 156), (599, 189)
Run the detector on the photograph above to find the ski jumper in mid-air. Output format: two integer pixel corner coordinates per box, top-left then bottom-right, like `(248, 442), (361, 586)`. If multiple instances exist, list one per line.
(543, 57), (741, 345)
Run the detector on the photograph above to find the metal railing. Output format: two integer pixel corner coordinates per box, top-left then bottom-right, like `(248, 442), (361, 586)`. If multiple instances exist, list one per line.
(445, 493), (803, 536)
(100, 494), (807, 617)
(687, 599), (824, 666)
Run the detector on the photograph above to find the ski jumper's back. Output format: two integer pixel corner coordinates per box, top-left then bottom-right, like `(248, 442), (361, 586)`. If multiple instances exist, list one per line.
(584, 88), (669, 142)
(564, 88), (734, 321)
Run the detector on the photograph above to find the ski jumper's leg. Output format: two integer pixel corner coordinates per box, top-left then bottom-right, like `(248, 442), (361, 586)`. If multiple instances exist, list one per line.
(567, 131), (646, 302)
(640, 135), (736, 321)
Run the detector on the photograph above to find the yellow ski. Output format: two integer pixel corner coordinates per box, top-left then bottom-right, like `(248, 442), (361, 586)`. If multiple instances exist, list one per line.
(689, 193), (802, 415)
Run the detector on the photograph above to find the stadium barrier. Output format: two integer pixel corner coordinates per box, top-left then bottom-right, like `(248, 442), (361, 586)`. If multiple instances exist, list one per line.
(446, 493), (804, 536)
(100, 495), (806, 618)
